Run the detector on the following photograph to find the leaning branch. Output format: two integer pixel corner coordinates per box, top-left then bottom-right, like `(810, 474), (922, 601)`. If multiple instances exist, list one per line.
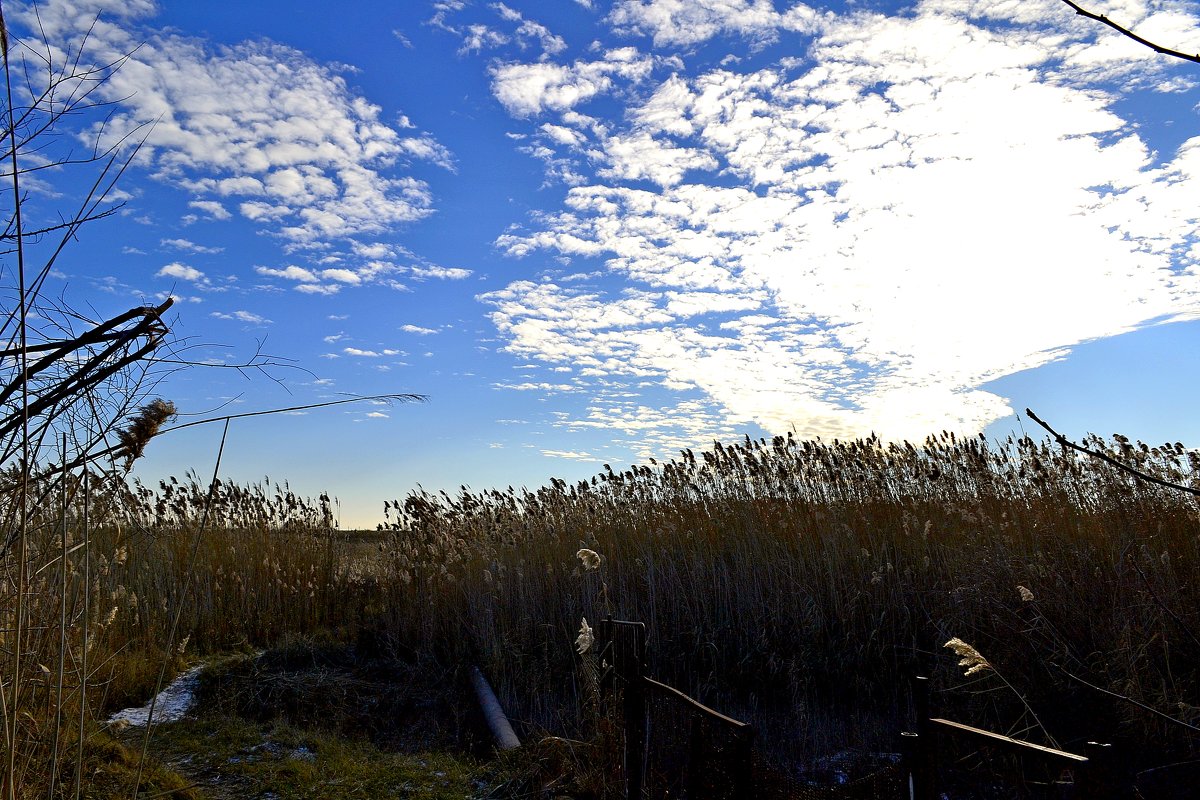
(0, 394), (427, 498)
(1054, 662), (1200, 734)
(1025, 408), (1200, 497)
(157, 393), (426, 436)
(1060, 0), (1200, 64)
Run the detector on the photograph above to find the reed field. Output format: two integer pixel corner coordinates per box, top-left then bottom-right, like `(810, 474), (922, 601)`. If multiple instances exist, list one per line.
(3, 425), (1200, 796)
(374, 429), (1200, 773)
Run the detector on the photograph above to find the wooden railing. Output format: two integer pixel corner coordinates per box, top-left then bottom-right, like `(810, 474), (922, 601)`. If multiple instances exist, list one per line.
(588, 624), (1126, 798)
(596, 616), (755, 799)
(903, 674), (1118, 799)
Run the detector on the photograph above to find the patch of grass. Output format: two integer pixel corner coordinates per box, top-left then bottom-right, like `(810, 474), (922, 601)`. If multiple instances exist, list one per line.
(148, 716), (479, 800)
(195, 636), (477, 754)
(69, 731), (200, 800)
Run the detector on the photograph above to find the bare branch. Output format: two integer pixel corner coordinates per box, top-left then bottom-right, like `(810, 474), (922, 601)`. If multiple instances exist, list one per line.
(0, 394), (427, 493)
(1054, 661), (1200, 734)
(1025, 408), (1200, 497)
(1060, 0), (1200, 64)
(157, 393), (427, 436)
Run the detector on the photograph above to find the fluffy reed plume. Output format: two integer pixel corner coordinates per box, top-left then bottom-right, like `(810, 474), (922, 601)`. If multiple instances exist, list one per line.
(576, 548), (602, 571)
(576, 617), (594, 655)
(945, 637), (992, 677)
(116, 399), (177, 468)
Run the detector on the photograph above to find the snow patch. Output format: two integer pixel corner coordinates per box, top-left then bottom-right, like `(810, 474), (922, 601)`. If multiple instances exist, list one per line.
(108, 665), (203, 727)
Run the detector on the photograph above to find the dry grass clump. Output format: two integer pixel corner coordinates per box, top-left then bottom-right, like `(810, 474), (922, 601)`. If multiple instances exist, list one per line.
(0, 470), (384, 798)
(377, 431), (1200, 770)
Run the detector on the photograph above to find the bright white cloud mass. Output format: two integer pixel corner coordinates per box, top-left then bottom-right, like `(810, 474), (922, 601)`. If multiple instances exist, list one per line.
(484, 0), (1200, 448)
(9, 0), (1200, 525)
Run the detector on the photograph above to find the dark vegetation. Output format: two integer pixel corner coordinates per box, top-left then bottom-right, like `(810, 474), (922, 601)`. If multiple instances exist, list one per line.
(9, 429), (1200, 797)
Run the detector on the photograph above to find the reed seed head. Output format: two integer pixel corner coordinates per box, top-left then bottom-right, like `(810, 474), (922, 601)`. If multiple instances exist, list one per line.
(945, 637), (991, 676)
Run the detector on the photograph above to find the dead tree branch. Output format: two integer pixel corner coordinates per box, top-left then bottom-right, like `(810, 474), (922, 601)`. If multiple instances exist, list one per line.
(1025, 408), (1200, 497)
(1060, 0), (1200, 64)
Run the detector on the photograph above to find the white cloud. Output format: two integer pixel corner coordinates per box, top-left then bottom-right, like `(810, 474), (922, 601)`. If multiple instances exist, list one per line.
(486, 0), (1200, 447)
(256, 265), (318, 282)
(490, 48), (654, 117)
(320, 268), (363, 284)
(187, 199), (231, 220)
(161, 237), (223, 254)
(401, 324), (439, 335)
(353, 242), (395, 259)
(541, 449), (596, 460)
(344, 347), (402, 357)
(156, 262), (206, 282)
(459, 23), (510, 55)
(609, 0), (820, 47)
(211, 310), (271, 324)
(296, 283), (341, 295)
(595, 132), (719, 187)
(493, 3), (568, 55)
(494, 381), (580, 392)
(409, 265), (473, 280)
(19, 0), (451, 245)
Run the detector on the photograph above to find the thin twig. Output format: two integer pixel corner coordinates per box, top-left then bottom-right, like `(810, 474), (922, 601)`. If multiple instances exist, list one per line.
(1120, 541), (1200, 656)
(1025, 408), (1200, 497)
(3, 0), (32, 791)
(1060, 0), (1200, 64)
(1054, 662), (1200, 735)
(0, 393), (428, 490)
(132, 418), (231, 799)
(156, 393), (426, 435)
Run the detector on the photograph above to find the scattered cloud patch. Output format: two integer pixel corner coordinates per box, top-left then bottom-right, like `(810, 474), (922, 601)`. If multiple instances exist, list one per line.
(541, 449), (596, 460)
(608, 0), (821, 47)
(296, 283), (341, 295)
(162, 237), (223, 254)
(186, 199), (231, 220)
(408, 265), (473, 280)
(211, 310), (271, 324)
(484, 0), (1200, 450)
(256, 265), (318, 283)
(493, 3), (568, 56)
(490, 48), (654, 117)
(23, 0), (452, 245)
(156, 262), (206, 282)
(401, 324), (438, 335)
(344, 347), (402, 357)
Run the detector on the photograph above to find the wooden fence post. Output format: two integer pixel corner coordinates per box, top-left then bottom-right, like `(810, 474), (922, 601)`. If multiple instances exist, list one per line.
(910, 675), (935, 800)
(733, 725), (755, 795)
(624, 625), (647, 800)
(901, 731), (932, 800)
(1079, 741), (1116, 799)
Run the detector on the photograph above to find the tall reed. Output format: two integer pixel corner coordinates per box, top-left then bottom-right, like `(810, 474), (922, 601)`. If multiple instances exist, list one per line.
(0, 468), (382, 798)
(378, 431), (1200, 766)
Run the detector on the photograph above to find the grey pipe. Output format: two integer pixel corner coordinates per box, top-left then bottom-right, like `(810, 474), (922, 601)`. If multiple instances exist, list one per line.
(470, 666), (520, 750)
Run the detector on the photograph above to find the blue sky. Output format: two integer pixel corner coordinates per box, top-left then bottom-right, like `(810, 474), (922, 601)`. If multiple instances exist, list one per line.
(7, 0), (1200, 527)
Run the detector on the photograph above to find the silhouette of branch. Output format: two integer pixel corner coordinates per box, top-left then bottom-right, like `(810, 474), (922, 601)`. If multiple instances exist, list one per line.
(1060, 0), (1200, 64)
(1053, 662), (1200, 734)
(155, 393), (427, 436)
(0, 394), (428, 499)
(1025, 408), (1200, 497)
